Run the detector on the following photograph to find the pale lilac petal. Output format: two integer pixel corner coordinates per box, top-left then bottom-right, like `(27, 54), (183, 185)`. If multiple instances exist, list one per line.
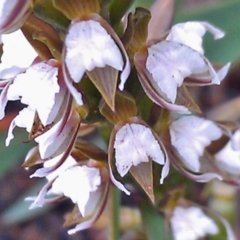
(51, 165), (101, 217)
(215, 130), (240, 176)
(25, 180), (56, 209)
(5, 107), (35, 146)
(160, 153), (170, 184)
(170, 116), (222, 172)
(146, 41), (207, 103)
(0, 30), (36, 78)
(114, 123), (165, 177)
(65, 20), (123, 83)
(62, 65), (84, 105)
(0, 79), (12, 119)
(36, 110), (80, 159)
(166, 21), (224, 54)
(0, 0), (31, 34)
(67, 187), (105, 234)
(171, 206), (218, 240)
(108, 160), (130, 195)
(7, 62), (59, 125)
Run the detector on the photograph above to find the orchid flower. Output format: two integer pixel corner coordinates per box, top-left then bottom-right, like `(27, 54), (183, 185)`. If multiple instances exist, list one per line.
(1, 56), (79, 160)
(109, 121), (169, 195)
(170, 206), (219, 240)
(134, 21), (231, 113)
(170, 115), (222, 172)
(27, 156), (109, 234)
(63, 14), (130, 109)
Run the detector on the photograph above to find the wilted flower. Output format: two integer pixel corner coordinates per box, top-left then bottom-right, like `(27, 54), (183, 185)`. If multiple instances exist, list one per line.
(170, 206), (218, 240)
(169, 115), (222, 173)
(135, 21), (230, 112)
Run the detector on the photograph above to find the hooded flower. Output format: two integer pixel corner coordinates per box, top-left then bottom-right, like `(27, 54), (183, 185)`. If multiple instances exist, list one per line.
(109, 122), (169, 195)
(134, 21), (230, 112)
(27, 156), (108, 234)
(63, 14), (130, 108)
(170, 206), (218, 240)
(1, 56), (79, 160)
(170, 115), (222, 172)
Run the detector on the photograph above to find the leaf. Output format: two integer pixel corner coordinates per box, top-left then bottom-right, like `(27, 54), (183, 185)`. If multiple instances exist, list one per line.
(0, 126), (35, 177)
(33, 0), (70, 31)
(109, 0), (135, 27)
(139, 199), (167, 240)
(0, 180), (51, 225)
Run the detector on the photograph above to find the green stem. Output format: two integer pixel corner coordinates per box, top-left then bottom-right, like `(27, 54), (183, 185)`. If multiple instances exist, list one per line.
(108, 185), (121, 240)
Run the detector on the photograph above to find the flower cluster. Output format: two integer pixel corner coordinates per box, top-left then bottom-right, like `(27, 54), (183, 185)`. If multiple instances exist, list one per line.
(0, 0), (238, 239)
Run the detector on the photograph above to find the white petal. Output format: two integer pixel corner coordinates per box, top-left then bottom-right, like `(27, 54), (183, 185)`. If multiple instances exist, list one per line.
(5, 107), (35, 146)
(146, 41), (207, 103)
(36, 110), (79, 159)
(166, 21), (224, 54)
(215, 130), (240, 176)
(0, 30), (37, 79)
(7, 62), (59, 125)
(51, 165), (101, 217)
(114, 123), (165, 177)
(171, 206), (218, 240)
(65, 20), (123, 82)
(170, 116), (222, 172)
(0, 79), (12, 119)
(31, 155), (77, 180)
(0, 0), (31, 34)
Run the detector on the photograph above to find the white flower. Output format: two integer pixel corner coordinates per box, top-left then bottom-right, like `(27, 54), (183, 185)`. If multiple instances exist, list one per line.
(63, 15), (130, 105)
(146, 41), (207, 103)
(170, 206), (218, 240)
(51, 165), (101, 217)
(114, 123), (165, 174)
(170, 115), (222, 172)
(7, 62), (59, 124)
(29, 155), (101, 218)
(137, 21), (230, 112)
(215, 129), (240, 176)
(113, 123), (169, 188)
(65, 20), (123, 83)
(3, 61), (60, 143)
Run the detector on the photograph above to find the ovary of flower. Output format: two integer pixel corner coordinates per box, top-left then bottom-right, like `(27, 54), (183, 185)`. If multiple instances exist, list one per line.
(51, 165), (101, 217)
(6, 62), (59, 125)
(170, 206), (218, 240)
(170, 116), (222, 172)
(114, 123), (165, 177)
(215, 129), (240, 176)
(65, 20), (123, 83)
(166, 21), (224, 54)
